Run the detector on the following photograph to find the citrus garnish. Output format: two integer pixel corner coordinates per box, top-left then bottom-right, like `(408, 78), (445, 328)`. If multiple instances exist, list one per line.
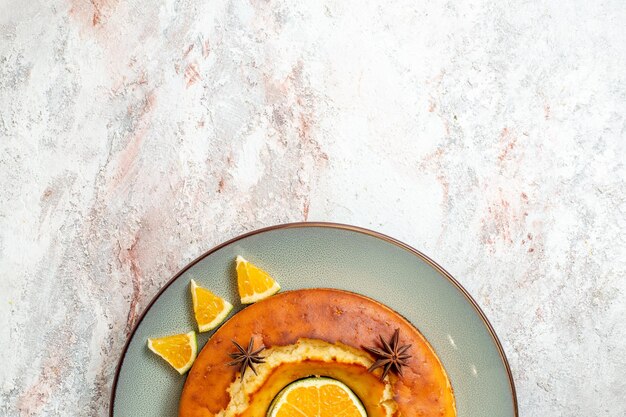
(236, 256), (281, 304)
(147, 331), (197, 374)
(190, 279), (233, 332)
(268, 377), (367, 417)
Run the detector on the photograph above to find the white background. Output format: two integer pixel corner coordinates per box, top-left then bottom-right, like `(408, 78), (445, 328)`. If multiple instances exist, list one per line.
(1, 0), (625, 415)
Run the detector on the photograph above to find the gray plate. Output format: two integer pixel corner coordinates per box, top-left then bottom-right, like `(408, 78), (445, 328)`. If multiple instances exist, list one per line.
(110, 222), (518, 416)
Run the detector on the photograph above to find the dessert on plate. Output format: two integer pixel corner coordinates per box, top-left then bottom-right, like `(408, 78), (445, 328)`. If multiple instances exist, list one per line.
(178, 288), (456, 417)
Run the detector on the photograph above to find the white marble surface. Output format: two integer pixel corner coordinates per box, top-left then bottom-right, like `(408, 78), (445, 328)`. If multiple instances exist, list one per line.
(1, 0), (625, 415)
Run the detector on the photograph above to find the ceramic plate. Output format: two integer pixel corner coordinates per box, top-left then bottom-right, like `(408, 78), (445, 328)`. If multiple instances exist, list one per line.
(110, 223), (517, 416)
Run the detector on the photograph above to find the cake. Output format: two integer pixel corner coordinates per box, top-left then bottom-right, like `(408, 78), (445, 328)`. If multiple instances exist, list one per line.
(178, 288), (456, 417)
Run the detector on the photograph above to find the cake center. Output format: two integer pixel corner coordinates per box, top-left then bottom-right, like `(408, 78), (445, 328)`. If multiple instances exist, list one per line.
(216, 338), (397, 417)
(267, 377), (367, 417)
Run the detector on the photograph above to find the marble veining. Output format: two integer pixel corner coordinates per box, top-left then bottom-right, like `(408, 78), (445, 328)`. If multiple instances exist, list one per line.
(1, 0), (625, 415)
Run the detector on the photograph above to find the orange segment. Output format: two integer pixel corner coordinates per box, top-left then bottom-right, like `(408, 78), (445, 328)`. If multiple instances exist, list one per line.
(236, 256), (281, 304)
(268, 377), (367, 417)
(319, 384), (364, 416)
(190, 279), (233, 332)
(283, 386), (318, 416)
(147, 331), (197, 374)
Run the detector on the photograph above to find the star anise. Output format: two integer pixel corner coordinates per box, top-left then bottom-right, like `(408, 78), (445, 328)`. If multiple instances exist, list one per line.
(364, 329), (412, 380)
(227, 338), (266, 379)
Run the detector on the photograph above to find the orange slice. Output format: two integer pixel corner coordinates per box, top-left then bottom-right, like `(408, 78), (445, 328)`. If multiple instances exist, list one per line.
(236, 256), (281, 304)
(268, 377), (367, 417)
(190, 279), (233, 332)
(147, 331), (197, 374)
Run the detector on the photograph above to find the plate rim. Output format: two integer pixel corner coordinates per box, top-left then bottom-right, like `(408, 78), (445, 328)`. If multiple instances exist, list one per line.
(109, 221), (518, 416)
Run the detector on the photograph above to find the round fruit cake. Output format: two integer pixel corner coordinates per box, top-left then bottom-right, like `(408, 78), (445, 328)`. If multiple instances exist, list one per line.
(178, 288), (456, 417)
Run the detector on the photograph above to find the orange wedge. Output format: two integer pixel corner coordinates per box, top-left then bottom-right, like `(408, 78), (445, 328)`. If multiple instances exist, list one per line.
(268, 377), (367, 417)
(236, 256), (281, 304)
(147, 331), (197, 374)
(190, 279), (233, 332)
